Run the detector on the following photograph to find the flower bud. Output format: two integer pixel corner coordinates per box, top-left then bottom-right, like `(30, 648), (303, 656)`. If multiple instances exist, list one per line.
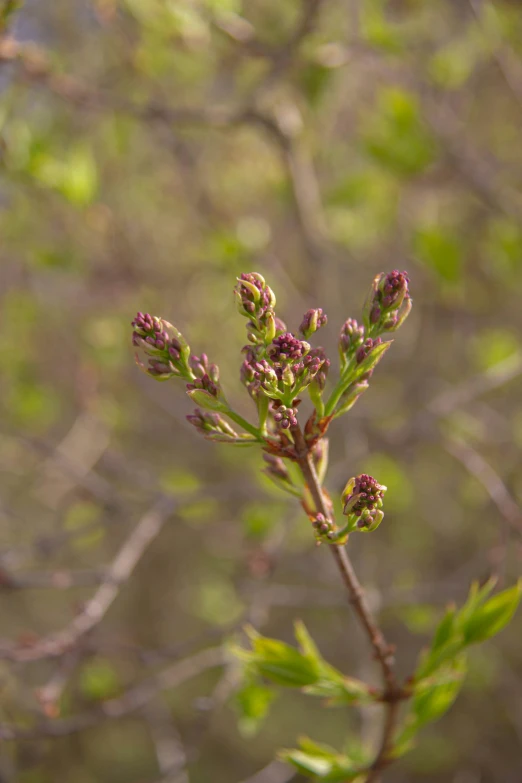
(272, 404), (298, 429)
(132, 312), (193, 380)
(363, 270), (411, 335)
(299, 308), (328, 339)
(234, 272), (276, 321)
(339, 318), (365, 365)
(186, 408), (248, 443)
(267, 332), (309, 363)
(312, 513), (332, 536)
(304, 347), (330, 390)
(342, 474), (387, 532)
(356, 337), (382, 365)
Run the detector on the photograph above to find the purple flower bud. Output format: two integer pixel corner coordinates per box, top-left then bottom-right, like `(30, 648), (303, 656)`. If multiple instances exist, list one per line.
(187, 408), (238, 439)
(268, 332), (309, 363)
(299, 308), (328, 339)
(234, 272), (276, 321)
(132, 312), (193, 381)
(312, 513), (332, 536)
(186, 373), (219, 397)
(303, 347), (330, 390)
(342, 474), (387, 528)
(339, 318), (365, 356)
(356, 337), (382, 365)
(370, 305), (381, 325)
(272, 403), (298, 429)
(363, 270), (411, 334)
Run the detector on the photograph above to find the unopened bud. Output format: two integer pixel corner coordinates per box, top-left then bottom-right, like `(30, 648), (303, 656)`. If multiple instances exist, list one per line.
(342, 474), (387, 533)
(299, 308), (328, 339)
(363, 270), (411, 335)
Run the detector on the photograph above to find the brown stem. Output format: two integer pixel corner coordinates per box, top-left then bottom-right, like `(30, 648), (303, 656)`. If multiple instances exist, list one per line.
(291, 423), (401, 780)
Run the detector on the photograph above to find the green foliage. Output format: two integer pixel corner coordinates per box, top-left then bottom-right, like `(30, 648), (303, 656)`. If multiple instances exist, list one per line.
(280, 737), (366, 781)
(414, 225), (463, 283)
(233, 678), (277, 737)
(233, 621), (374, 704)
(396, 580), (522, 753)
(79, 659), (121, 701)
(362, 88), (435, 176)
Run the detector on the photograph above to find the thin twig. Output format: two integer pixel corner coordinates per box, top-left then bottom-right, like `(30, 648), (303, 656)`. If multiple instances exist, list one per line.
(0, 646), (225, 740)
(0, 495), (178, 662)
(445, 438), (522, 536)
(290, 424), (402, 779)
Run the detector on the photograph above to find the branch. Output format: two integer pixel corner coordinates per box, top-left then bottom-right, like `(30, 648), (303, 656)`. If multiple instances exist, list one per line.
(445, 438), (522, 536)
(290, 424), (402, 779)
(0, 646), (225, 740)
(0, 495), (178, 662)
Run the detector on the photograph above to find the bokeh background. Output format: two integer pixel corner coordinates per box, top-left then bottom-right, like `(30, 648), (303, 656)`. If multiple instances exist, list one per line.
(1, 1), (522, 781)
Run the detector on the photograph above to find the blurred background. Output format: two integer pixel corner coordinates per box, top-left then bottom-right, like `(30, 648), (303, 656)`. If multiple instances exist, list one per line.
(0, 0), (522, 781)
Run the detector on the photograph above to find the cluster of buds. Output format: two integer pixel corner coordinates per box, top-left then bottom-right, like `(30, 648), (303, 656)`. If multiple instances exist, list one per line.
(299, 308), (328, 339)
(234, 273), (278, 345)
(339, 318), (365, 369)
(355, 337), (382, 365)
(190, 353), (219, 381)
(267, 332), (310, 365)
(342, 474), (387, 533)
(364, 270), (411, 335)
(132, 312), (193, 380)
(272, 402), (298, 430)
(186, 409), (241, 443)
(132, 269), (410, 547)
(312, 513), (334, 541)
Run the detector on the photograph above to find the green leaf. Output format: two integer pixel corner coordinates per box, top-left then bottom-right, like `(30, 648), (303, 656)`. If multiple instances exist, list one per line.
(294, 620), (321, 660)
(461, 581), (522, 645)
(412, 655), (467, 728)
(280, 737), (365, 781)
(303, 673), (373, 706)
(246, 632), (320, 687)
(234, 679), (277, 737)
(362, 89), (434, 176)
(416, 637), (465, 681)
(414, 226), (462, 283)
(455, 578), (497, 629)
(431, 604), (457, 652)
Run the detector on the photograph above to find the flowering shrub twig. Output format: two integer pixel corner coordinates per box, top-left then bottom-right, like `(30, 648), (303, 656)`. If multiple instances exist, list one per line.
(132, 271), (521, 782)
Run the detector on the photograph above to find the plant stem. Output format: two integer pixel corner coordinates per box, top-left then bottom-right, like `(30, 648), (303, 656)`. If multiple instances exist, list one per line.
(225, 410), (263, 440)
(290, 423), (402, 780)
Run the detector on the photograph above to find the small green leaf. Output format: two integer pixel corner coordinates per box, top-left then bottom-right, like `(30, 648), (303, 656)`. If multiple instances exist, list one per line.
(412, 655), (467, 728)
(461, 581), (522, 645)
(431, 604), (457, 651)
(294, 620), (321, 661)
(234, 679), (277, 737)
(456, 577), (497, 629)
(280, 737), (364, 781)
(248, 634), (320, 687)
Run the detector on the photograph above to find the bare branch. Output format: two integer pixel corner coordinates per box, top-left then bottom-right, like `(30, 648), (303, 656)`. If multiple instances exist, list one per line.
(0, 646), (225, 740)
(445, 438), (522, 535)
(0, 495), (178, 662)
